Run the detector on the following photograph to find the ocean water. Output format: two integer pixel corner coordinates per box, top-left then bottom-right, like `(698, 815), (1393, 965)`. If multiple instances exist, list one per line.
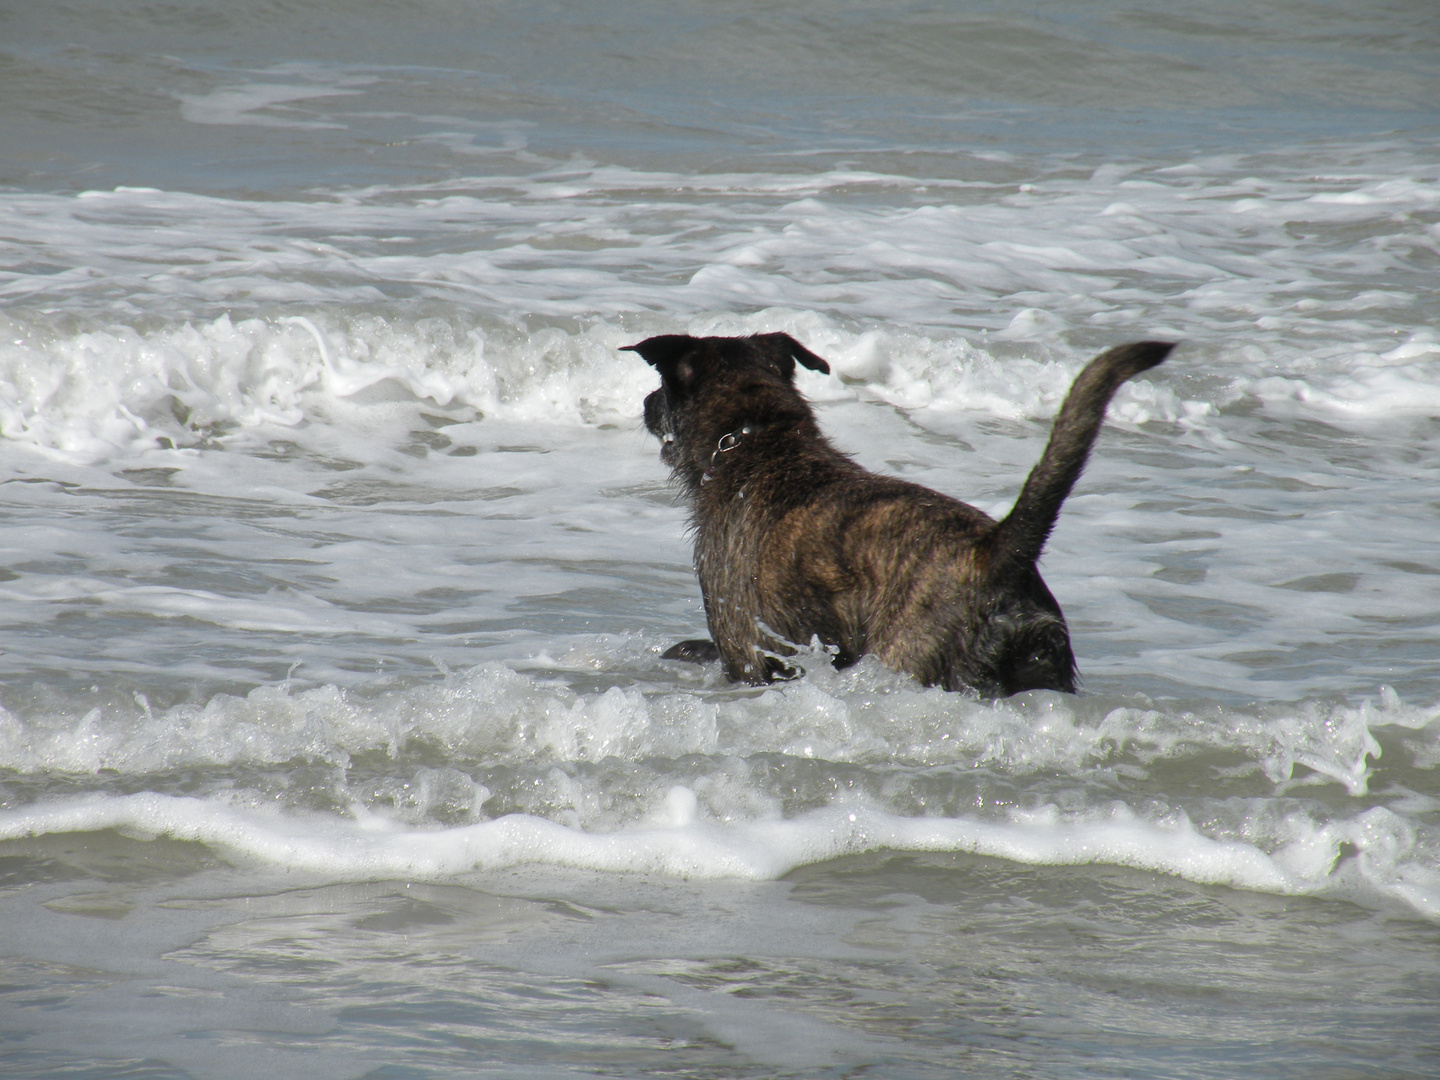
(2, 1), (1439, 1076)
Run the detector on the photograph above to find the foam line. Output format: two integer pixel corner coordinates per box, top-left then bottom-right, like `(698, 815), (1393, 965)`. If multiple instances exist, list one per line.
(4, 791), (1434, 919)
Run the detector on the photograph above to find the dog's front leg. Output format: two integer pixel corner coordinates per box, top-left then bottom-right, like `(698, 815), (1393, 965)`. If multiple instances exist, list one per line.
(711, 624), (800, 684)
(659, 637), (792, 681)
(661, 639), (720, 664)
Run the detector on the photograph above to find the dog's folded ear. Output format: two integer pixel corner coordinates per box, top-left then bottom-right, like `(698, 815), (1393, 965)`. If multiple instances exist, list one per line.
(621, 335), (695, 368)
(750, 333), (831, 379)
(623, 334), (702, 389)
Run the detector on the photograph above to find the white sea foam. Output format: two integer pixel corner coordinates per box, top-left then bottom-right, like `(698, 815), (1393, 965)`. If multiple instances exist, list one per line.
(178, 66), (373, 130)
(1, 786), (1435, 920)
(2, 658), (1435, 915)
(4, 656), (1429, 782)
(1, 303), (1433, 470)
(3, 149), (1437, 464)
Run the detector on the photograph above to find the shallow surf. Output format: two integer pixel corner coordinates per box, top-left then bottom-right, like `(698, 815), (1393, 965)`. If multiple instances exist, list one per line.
(2, 1), (1438, 1076)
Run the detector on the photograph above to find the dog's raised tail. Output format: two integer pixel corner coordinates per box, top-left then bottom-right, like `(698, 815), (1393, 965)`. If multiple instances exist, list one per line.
(989, 341), (1175, 576)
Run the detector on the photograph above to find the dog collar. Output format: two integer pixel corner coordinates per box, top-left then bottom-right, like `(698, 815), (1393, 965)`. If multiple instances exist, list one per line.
(700, 425), (753, 485)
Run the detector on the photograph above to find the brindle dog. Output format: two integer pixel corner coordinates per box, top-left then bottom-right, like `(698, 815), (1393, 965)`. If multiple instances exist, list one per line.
(626, 333), (1174, 696)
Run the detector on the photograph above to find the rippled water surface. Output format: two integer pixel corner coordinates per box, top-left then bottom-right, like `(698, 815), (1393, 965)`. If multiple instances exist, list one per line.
(2, 1), (1439, 1077)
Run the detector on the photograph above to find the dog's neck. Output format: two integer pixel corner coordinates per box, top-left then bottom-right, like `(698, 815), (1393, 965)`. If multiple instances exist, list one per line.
(699, 424), (756, 486)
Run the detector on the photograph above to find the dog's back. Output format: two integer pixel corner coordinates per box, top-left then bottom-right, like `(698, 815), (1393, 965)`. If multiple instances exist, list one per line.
(629, 334), (1173, 695)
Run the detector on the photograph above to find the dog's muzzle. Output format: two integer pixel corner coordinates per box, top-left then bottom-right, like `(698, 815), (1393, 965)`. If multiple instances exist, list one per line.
(643, 389), (679, 465)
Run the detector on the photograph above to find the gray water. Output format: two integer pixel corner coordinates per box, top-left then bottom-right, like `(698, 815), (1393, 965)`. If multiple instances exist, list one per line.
(2, 2), (1439, 1077)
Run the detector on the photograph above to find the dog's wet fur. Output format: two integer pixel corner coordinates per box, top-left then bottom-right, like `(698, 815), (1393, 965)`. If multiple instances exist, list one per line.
(627, 333), (1174, 696)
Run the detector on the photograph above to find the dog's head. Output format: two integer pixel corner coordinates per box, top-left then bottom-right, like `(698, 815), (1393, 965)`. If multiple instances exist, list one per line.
(623, 333), (831, 488)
